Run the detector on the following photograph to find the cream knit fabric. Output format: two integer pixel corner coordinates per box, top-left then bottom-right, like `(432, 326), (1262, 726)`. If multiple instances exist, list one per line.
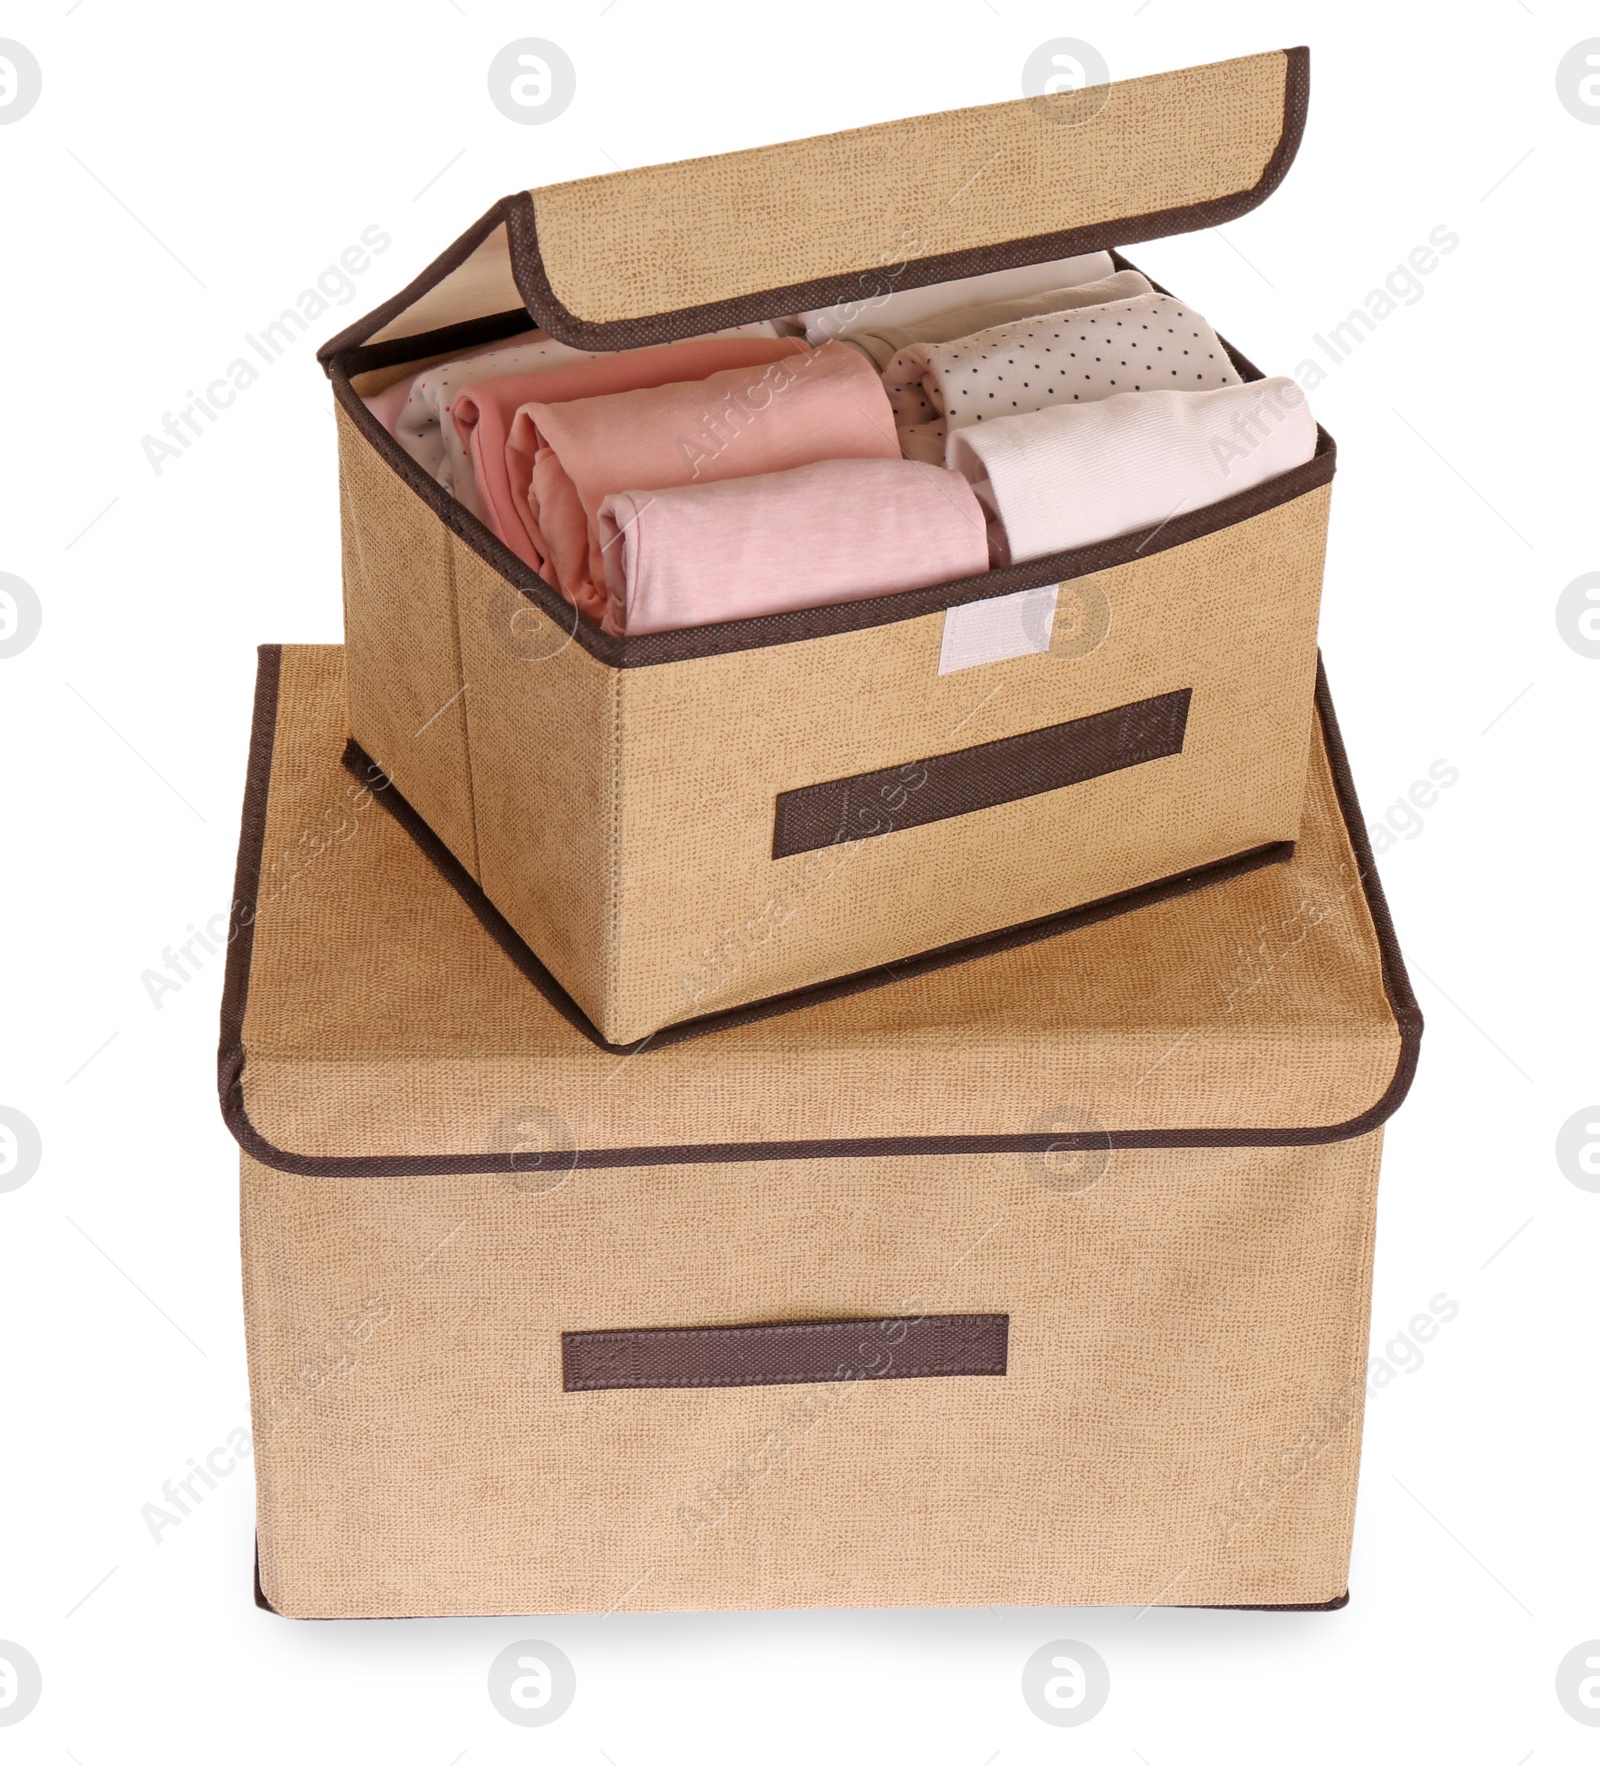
(947, 376), (1317, 562)
(368, 323), (781, 515)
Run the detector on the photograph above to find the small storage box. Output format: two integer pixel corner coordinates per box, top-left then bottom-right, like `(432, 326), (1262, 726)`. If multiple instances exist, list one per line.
(321, 48), (1334, 1046)
(222, 644), (1418, 1619)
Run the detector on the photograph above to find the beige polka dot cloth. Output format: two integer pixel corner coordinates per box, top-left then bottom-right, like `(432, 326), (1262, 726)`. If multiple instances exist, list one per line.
(883, 291), (1241, 463)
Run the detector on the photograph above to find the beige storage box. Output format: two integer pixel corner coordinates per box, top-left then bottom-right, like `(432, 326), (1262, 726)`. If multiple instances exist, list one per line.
(221, 644), (1418, 1619)
(319, 48), (1331, 1048)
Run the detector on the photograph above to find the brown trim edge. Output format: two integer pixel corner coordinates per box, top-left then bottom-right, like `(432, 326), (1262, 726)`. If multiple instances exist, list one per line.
(217, 643), (281, 1144)
(216, 651), (1421, 1176)
(313, 50), (1325, 675)
(317, 53), (1308, 364)
(323, 335), (1333, 672)
(335, 735), (1289, 1058)
(562, 1314), (1008, 1391)
(1187, 1590), (1350, 1613)
(318, 200), (512, 368)
(248, 1532), (1346, 1620)
(501, 48), (1310, 351)
(253, 1545), (275, 1614)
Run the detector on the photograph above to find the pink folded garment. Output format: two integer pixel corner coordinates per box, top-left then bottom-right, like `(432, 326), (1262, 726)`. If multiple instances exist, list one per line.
(945, 377), (1318, 563)
(595, 458), (990, 637)
(507, 342), (903, 626)
(452, 334), (805, 562)
(366, 331), (598, 516)
(366, 321), (781, 517)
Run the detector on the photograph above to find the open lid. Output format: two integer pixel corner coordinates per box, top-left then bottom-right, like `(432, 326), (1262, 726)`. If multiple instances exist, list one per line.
(324, 47), (1308, 361)
(218, 644), (1418, 1178)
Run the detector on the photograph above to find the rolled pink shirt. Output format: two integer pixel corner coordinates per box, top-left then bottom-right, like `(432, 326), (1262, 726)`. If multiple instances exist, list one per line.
(450, 334), (806, 564)
(508, 342), (902, 627)
(365, 330), (599, 516)
(595, 458), (991, 637)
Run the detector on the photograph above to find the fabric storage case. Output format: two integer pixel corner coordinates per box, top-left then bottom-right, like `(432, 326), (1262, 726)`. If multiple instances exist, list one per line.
(220, 644), (1419, 1619)
(320, 47), (1336, 1048)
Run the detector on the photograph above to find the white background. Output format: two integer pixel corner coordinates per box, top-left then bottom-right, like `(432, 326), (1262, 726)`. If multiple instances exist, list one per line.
(1, 0), (1596, 1757)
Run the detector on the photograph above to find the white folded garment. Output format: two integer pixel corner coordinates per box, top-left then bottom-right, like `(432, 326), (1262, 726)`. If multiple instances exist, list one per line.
(835, 269), (1152, 371)
(883, 291), (1240, 448)
(945, 377), (1318, 563)
(789, 252), (1116, 347)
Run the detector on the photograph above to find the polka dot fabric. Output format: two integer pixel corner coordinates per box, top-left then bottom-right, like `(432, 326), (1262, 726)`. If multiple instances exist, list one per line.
(881, 291), (1240, 457)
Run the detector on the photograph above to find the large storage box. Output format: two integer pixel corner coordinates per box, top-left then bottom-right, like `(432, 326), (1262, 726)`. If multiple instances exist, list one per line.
(320, 47), (1335, 1046)
(221, 645), (1419, 1619)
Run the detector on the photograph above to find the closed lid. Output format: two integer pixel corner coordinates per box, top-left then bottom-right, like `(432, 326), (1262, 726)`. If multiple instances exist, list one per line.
(218, 644), (1418, 1176)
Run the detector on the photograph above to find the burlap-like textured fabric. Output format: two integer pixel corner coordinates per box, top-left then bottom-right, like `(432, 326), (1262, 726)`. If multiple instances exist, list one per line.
(337, 406), (479, 877)
(243, 1132), (1382, 1616)
(529, 53), (1289, 324)
(601, 488), (1329, 1042)
(237, 646), (1398, 1164)
(328, 45), (1320, 1042)
(449, 536), (617, 1022)
(338, 356), (1329, 1042)
(236, 647), (1400, 1615)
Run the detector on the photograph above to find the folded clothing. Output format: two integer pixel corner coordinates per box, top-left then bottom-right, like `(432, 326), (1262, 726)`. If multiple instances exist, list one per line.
(595, 458), (989, 637)
(883, 290), (1241, 462)
(367, 322), (780, 516)
(946, 377), (1317, 563)
(507, 342), (902, 626)
(837, 268), (1152, 372)
(452, 333), (804, 563)
(788, 252), (1116, 347)
(367, 332), (594, 516)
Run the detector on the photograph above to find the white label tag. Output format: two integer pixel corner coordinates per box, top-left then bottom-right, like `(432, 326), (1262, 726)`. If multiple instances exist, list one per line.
(938, 584), (1060, 675)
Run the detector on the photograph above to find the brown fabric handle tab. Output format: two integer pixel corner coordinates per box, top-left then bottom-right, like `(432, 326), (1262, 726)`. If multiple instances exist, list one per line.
(562, 1314), (1009, 1391)
(773, 688), (1191, 858)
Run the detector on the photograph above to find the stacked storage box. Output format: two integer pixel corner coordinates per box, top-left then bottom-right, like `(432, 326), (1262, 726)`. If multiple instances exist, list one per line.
(220, 47), (1421, 1617)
